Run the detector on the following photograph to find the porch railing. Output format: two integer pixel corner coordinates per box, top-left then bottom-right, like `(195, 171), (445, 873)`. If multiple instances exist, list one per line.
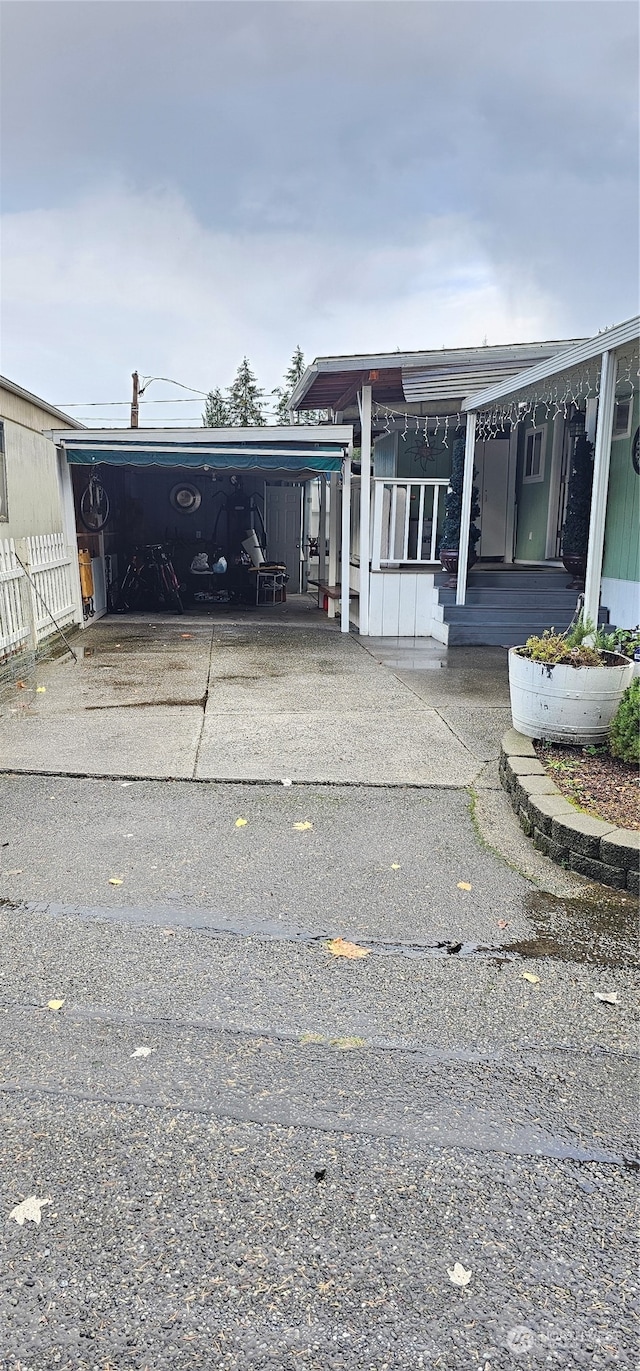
(371, 478), (449, 569)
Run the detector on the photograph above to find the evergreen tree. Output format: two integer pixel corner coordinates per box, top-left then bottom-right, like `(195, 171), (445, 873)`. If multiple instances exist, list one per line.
(202, 386), (230, 428)
(561, 431), (594, 558)
(227, 357), (266, 426)
(273, 345), (306, 424)
(438, 432), (481, 556)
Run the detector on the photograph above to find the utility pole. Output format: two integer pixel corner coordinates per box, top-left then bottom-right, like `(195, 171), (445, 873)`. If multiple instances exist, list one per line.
(130, 371), (140, 428)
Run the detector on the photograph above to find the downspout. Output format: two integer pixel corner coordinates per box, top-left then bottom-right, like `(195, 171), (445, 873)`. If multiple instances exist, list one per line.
(455, 412), (477, 606)
(583, 349), (617, 632)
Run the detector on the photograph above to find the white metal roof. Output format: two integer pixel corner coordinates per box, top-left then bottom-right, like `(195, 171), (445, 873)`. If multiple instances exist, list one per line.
(462, 317), (640, 411)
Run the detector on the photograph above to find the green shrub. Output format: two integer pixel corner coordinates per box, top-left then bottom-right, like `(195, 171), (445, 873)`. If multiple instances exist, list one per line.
(609, 678), (640, 764)
(519, 617), (603, 667)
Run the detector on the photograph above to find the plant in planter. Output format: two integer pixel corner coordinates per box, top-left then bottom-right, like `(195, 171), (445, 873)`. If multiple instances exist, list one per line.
(561, 430), (594, 582)
(438, 433), (481, 578)
(508, 615), (634, 745)
(609, 678), (640, 763)
(597, 625), (640, 675)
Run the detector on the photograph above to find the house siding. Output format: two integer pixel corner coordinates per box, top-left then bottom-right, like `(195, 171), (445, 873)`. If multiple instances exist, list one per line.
(0, 402), (66, 542)
(602, 391), (639, 585)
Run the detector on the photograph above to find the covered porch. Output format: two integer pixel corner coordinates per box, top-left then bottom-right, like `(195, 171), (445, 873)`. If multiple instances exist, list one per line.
(289, 338), (585, 640)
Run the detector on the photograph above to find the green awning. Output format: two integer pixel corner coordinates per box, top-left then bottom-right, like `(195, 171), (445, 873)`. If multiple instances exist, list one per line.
(64, 443), (344, 473)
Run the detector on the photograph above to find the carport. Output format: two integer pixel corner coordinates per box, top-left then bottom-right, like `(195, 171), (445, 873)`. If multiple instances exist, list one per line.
(48, 426), (354, 632)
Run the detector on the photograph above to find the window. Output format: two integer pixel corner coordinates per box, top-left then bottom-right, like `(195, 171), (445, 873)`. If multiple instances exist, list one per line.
(0, 423), (7, 522)
(523, 425), (545, 483)
(612, 397), (632, 439)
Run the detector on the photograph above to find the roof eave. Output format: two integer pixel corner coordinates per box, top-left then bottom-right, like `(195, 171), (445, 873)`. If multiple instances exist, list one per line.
(463, 317), (640, 412)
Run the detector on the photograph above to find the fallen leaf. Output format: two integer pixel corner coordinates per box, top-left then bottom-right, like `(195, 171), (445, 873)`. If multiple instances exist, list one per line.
(108, 877), (124, 886)
(390, 863), (401, 870)
(447, 1262), (472, 1287)
(521, 971), (540, 985)
(36, 686), (46, 694)
(15, 681), (26, 690)
(235, 817), (248, 828)
(326, 937), (369, 960)
(162, 928), (176, 937)
(9, 1196), (51, 1226)
(496, 919), (510, 930)
(594, 991), (619, 1006)
(293, 820), (313, 831)
(47, 999), (65, 1011)
(180, 633), (193, 639)
(3, 869), (23, 876)
(130, 1046), (152, 1058)
(281, 778), (292, 787)
(457, 881), (472, 891)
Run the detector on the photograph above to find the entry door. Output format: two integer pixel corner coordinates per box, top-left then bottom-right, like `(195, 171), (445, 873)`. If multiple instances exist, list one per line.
(476, 439), (510, 559)
(264, 484), (304, 591)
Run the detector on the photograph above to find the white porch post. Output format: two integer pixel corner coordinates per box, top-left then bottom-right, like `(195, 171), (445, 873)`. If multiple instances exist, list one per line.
(455, 411), (477, 606)
(340, 450), (352, 633)
(318, 476), (327, 608)
(584, 349), (617, 630)
(358, 383), (372, 634)
(327, 471), (339, 619)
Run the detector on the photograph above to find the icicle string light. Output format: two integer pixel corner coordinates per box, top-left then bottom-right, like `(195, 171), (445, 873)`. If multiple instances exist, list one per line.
(373, 349), (638, 444)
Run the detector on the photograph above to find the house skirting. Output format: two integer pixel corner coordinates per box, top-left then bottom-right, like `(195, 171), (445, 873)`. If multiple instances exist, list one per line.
(368, 569), (435, 637)
(600, 577), (640, 630)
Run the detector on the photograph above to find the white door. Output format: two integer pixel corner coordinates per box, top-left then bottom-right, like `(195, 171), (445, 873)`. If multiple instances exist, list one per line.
(264, 484), (304, 591)
(476, 439), (510, 559)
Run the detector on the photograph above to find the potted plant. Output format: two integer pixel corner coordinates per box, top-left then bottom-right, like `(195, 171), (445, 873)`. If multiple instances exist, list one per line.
(438, 433), (481, 578)
(561, 430), (593, 583)
(508, 616), (634, 745)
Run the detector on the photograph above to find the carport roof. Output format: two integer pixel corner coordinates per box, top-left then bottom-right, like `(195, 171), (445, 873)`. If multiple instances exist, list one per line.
(48, 425), (353, 473)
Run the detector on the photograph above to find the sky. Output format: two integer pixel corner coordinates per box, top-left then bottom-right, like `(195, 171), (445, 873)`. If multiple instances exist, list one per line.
(1, 0), (638, 426)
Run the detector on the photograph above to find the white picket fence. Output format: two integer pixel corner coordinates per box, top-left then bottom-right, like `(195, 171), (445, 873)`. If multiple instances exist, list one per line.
(25, 533), (77, 640)
(0, 533), (78, 662)
(0, 539), (29, 657)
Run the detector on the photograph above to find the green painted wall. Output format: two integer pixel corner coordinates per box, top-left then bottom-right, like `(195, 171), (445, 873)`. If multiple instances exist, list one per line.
(514, 412), (554, 560)
(396, 430), (452, 482)
(602, 391), (639, 583)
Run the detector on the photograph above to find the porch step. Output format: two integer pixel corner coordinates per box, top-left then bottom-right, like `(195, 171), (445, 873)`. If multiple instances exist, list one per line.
(437, 588), (581, 608)
(445, 616), (609, 646)
(435, 570), (572, 590)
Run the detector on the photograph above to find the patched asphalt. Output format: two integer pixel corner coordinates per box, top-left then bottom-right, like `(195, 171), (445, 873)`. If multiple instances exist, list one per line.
(0, 624), (638, 1369)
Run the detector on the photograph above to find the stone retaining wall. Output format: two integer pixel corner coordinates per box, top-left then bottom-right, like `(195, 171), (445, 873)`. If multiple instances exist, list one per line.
(499, 729), (640, 894)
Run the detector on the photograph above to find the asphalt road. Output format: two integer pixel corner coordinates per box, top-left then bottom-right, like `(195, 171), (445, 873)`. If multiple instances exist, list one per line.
(1, 773), (638, 1370)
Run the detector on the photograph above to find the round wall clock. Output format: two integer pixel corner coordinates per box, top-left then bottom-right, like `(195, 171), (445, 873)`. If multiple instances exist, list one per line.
(169, 482), (202, 513)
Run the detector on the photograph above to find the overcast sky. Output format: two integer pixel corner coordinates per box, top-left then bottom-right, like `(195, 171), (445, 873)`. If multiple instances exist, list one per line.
(1, 0), (638, 425)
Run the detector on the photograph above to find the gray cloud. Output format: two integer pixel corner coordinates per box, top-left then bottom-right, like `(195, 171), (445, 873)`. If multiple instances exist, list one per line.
(1, 1), (637, 414)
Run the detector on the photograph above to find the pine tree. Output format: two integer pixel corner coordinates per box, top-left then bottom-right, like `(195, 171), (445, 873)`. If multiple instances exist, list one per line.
(273, 345), (306, 424)
(438, 432), (481, 557)
(202, 386), (230, 428)
(561, 431), (594, 558)
(227, 357), (266, 426)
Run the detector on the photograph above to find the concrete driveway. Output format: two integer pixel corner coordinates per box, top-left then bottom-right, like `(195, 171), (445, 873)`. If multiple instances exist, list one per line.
(0, 615), (511, 785)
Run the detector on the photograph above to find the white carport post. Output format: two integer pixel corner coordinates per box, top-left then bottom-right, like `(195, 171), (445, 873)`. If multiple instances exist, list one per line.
(584, 349), (617, 631)
(318, 476), (327, 607)
(358, 383), (372, 634)
(455, 411), (477, 606)
(327, 471), (339, 618)
(340, 448), (352, 633)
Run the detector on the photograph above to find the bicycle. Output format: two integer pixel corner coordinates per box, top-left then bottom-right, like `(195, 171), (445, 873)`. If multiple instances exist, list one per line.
(115, 544), (184, 614)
